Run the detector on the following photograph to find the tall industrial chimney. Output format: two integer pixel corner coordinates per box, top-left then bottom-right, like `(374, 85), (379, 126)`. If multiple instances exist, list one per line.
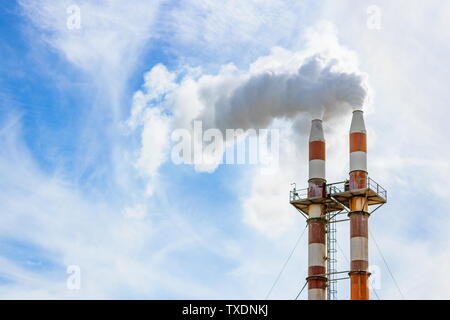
(290, 110), (387, 300)
(348, 110), (370, 300)
(307, 119), (327, 300)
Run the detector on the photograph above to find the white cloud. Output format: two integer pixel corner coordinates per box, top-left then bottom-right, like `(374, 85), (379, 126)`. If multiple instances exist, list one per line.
(159, 0), (311, 65)
(135, 108), (170, 196)
(122, 204), (148, 220)
(20, 0), (161, 76)
(18, 0), (167, 196)
(0, 117), (240, 298)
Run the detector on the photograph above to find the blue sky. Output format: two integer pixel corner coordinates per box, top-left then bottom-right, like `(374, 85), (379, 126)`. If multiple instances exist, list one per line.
(1, 0), (450, 299)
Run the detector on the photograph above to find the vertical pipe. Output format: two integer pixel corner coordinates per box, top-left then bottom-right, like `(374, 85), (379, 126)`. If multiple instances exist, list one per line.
(348, 110), (370, 300)
(307, 119), (327, 300)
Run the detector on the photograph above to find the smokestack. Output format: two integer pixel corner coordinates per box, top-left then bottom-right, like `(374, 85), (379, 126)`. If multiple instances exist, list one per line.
(307, 119), (327, 300)
(348, 110), (370, 300)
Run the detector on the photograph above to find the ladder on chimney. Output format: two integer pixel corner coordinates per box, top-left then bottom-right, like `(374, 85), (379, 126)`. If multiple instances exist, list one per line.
(327, 211), (338, 300)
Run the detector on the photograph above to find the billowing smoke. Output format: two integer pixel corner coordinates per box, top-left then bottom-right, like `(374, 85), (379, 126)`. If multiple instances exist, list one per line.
(128, 43), (370, 176)
(198, 54), (368, 133)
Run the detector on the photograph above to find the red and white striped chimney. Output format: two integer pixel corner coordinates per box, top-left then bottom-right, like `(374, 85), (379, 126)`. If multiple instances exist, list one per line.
(307, 119), (327, 300)
(348, 110), (370, 300)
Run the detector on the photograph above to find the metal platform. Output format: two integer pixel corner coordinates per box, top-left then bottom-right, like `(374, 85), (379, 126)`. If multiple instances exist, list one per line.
(328, 178), (387, 210)
(331, 188), (386, 209)
(290, 177), (387, 217)
(290, 196), (345, 215)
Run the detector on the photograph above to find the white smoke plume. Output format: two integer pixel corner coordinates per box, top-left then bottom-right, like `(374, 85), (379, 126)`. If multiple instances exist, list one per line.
(128, 26), (370, 178)
(198, 54), (368, 133)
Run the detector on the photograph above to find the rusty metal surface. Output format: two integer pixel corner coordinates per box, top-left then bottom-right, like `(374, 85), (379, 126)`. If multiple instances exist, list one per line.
(350, 171), (368, 189)
(350, 214), (368, 237)
(308, 221), (326, 243)
(308, 266), (326, 276)
(290, 198), (344, 215)
(308, 181), (326, 198)
(307, 278), (327, 289)
(351, 260), (369, 271)
(350, 196), (369, 212)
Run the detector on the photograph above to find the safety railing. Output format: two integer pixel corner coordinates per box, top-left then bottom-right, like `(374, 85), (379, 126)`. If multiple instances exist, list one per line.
(326, 181), (346, 195)
(368, 177), (387, 200)
(289, 187), (309, 202)
(289, 177), (387, 202)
